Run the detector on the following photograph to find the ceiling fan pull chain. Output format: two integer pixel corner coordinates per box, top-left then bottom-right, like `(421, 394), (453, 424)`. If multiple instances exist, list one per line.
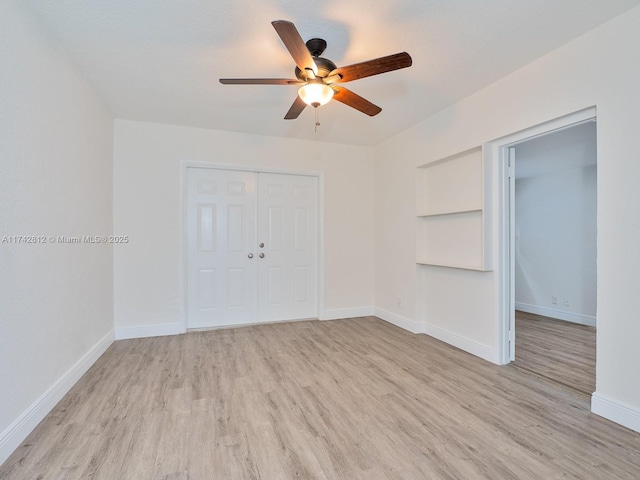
(315, 106), (320, 133)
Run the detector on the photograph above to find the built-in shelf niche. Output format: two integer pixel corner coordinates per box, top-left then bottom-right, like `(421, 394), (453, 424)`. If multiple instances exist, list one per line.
(416, 146), (492, 271)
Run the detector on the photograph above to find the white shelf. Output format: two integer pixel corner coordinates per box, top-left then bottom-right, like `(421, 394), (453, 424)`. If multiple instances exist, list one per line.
(415, 146), (492, 272)
(416, 260), (488, 271)
(416, 207), (482, 218)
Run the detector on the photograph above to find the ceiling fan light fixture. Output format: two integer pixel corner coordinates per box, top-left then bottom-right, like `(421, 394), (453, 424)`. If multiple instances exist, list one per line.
(298, 83), (334, 107)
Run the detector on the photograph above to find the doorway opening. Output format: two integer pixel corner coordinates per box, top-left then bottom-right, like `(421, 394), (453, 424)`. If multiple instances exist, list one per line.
(492, 107), (597, 395)
(510, 122), (596, 394)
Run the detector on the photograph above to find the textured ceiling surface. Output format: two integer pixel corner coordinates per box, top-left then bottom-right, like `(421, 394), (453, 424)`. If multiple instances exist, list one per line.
(23, 0), (640, 146)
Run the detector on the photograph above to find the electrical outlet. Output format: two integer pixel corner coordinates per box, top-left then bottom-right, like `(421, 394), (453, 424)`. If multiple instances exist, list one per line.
(551, 296), (558, 305)
(564, 298), (571, 307)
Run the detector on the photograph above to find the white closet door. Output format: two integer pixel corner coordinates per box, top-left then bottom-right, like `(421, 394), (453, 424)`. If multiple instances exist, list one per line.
(186, 168), (257, 328)
(257, 173), (318, 322)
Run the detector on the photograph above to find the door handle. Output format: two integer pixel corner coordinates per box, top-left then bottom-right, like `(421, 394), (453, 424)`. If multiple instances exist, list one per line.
(259, 253), (265, 258)
(248, 253), (254, 259)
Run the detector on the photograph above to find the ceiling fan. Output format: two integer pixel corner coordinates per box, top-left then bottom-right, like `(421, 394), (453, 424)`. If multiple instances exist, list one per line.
(220, 20), (412, 119)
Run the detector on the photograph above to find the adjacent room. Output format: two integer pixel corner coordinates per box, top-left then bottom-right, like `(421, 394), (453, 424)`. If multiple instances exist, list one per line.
(512, 122), (597, 395)
(2, 1), (640, 478)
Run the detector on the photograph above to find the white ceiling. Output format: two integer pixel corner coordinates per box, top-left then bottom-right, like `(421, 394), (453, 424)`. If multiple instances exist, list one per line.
(24, 0), (640, 146)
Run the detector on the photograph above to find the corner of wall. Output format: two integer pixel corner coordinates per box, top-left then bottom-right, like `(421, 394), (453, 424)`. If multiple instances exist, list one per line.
(0, 330), (115, 466)
(592, 392), (640, 434)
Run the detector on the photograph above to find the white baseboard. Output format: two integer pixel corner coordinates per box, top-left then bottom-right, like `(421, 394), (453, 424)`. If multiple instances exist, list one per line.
(319, 307), (375, 321)
(422, 322), (498, 364)
(115, 323), (182, 340)
(374, 308), (498, 364)
(515, 302), (596, 327)
(592, 392), (640, 433)
(0, 329), (115, 466)
(374, 307), (424, 334)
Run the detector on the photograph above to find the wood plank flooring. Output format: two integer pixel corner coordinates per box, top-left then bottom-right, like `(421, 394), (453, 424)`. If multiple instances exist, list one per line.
(2, 317), (639, 479)
(514, 310), (596, 394)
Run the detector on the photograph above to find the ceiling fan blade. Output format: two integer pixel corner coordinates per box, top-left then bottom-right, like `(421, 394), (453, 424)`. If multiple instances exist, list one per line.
(219, 78), (303, 85)
(332, 87), (382, 116)
(272, 20), (318, 77)
(284, 95), (307, 120)
(329, 52), (412, 83)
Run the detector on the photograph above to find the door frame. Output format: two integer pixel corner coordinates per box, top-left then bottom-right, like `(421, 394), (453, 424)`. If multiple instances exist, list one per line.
(178, 161), (325, 333)
(486, 106), (597, 364)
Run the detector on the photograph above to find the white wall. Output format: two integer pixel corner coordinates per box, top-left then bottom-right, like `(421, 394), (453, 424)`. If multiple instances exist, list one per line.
(113, 120), (375, 334)
(374, 6), (640, 430)
(0, 1), (114, 463)
(515, 123), (597, 325)
(373, 150), (418, 331)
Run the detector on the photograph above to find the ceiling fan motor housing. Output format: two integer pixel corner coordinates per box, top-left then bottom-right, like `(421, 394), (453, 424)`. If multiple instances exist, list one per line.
(295, 55), (337, 81)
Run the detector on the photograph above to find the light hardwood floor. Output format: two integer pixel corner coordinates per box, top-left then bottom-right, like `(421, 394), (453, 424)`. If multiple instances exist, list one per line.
(514, 310), (596, 394)
(2, 317), (639, 479)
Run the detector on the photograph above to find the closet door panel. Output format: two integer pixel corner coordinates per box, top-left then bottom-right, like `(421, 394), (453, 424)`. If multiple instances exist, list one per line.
(258, 173), (318, 322)
(186, 168), (258, 328)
